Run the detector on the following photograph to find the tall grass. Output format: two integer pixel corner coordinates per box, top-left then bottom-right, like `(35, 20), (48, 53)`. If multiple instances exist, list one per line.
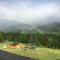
(0, 43), (60, 60)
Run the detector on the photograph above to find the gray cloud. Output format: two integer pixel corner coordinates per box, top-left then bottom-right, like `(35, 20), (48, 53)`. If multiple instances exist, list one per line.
(0, 0), (60, 26)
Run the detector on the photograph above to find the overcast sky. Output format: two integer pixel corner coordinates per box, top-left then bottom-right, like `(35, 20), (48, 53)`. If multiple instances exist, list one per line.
(0, 0), (60, 25)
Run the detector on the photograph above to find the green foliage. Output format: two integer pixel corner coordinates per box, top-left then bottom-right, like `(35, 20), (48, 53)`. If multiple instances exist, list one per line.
(0, 32), (4, 42)
(0, 31), (60, 49)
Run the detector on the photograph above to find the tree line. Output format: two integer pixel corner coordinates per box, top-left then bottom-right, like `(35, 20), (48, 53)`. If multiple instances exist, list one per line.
(0, 31), (60, 48)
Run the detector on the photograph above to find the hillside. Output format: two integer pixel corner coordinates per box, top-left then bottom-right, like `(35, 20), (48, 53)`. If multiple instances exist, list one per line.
(3, 23), (41, 33)
(0, 19), (60, 33)
(37, 23), (60, 33)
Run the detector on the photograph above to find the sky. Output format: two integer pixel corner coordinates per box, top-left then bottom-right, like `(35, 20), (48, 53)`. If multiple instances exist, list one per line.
(0, 0), (60, 25)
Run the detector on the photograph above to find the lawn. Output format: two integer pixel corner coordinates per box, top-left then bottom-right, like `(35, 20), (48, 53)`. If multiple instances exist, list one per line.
(0, 43), (60, 60)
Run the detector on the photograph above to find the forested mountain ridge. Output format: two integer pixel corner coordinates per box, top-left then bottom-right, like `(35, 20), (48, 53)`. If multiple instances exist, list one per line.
(37, 23), (60, 33)
(0, 19), (60, 33)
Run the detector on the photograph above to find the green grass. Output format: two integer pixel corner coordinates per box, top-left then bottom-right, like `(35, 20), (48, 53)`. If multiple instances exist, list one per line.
(0, 43), (60, 60)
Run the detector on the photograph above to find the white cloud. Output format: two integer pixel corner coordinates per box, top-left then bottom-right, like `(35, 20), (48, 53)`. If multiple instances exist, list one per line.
(0, 1), (60, 24)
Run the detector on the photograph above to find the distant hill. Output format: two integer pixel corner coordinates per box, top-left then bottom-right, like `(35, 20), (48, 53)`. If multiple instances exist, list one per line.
(3, 22), (42, 33)
(0, 19), (42, 33)
(0, 19), (60, 33)
(2, 22), (60, 33)
(37, 23), (60, 33)
(0, 19), (19, 31)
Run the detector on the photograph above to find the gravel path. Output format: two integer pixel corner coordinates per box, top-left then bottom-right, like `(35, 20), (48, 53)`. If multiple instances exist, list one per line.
(0, 50), (35, 60)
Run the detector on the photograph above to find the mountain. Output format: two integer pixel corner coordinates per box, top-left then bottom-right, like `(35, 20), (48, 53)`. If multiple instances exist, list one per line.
(4, 22), (60, 33)
(0, 19), (19, 31)
(37, 23), (60, 33)
(3, 24), (32, 32)
(0, 19), (42, 33)
(1, 19), (60, 33)
(2, 22), (41, 33)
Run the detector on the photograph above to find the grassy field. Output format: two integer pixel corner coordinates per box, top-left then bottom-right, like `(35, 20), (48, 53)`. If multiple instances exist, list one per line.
(0, 43), (60, 60)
